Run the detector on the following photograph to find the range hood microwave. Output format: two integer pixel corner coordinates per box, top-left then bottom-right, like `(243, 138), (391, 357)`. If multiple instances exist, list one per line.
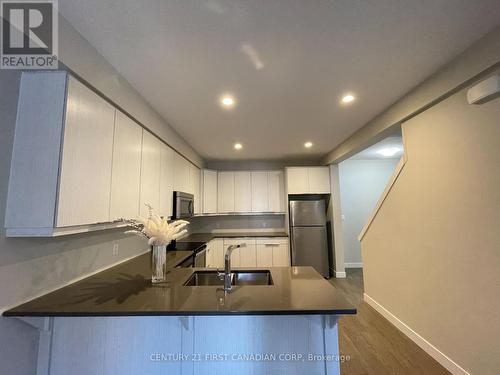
(173, 191), (194, 219)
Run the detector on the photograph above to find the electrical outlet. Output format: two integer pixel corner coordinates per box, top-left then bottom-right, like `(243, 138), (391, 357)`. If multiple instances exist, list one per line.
(112, 244), (119, 256)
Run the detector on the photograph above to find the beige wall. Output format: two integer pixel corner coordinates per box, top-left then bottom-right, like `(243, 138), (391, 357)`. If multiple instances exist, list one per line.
(361, 71), (500, 375)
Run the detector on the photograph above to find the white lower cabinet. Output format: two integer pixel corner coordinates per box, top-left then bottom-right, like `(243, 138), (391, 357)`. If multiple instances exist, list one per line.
(257, 238), (290, 267)
(206, 237), (288, 268)
(239, 240), (257, 267)
(206, 239), (224, 268)
(256, 242), (274, 267)
(271, 240), (290, 266)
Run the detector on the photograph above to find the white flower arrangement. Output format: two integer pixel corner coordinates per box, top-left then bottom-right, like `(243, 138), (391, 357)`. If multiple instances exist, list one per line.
(122, 204), (189, 246)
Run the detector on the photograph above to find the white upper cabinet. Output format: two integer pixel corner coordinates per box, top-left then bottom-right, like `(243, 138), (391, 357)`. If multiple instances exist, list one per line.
(202, 170), (217, 214)
(159, 144), (174, 218)
(286, 167), (309, 194)
(190, 164), (201, 214)
(251, 171), (269, 212)
(286, 166), (330, 194)
(217, 172), (235, 213)
(234, 172), (252, 212)
(57, 77), (115, 227)
(200, 170), (285, 215)
(139, 130), (162, 217)
(173, 155), (200, 212)
(308, 167), (331, 193)
(173, 153), (190, 193)
(109, 110), (142, 221)
(268, 171), (285, 212)
(5, 72), (200, 237)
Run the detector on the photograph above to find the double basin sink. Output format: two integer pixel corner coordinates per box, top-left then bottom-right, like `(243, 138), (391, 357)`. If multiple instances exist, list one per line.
(184, 270), (273, 286)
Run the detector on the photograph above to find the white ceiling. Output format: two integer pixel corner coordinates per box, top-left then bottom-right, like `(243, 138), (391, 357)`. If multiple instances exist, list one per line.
(349, 136), (404, 160)
(59, 0), (500, 161)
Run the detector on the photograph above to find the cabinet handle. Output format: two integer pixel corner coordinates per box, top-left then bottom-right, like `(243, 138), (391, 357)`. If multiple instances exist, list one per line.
(264, 244), (279, 247)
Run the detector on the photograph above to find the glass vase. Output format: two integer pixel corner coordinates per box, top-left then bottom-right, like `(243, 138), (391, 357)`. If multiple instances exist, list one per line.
(151, 245), (168, 283)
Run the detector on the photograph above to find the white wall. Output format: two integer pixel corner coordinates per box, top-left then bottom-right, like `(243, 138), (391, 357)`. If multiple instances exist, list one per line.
(339, 159), (399, 266)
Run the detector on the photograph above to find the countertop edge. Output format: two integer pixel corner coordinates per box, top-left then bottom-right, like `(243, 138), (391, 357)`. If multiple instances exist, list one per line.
(3, 309), (357, 317)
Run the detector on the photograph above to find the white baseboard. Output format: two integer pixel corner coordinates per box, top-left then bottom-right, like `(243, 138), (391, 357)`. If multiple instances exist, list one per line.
(364, 293), (470, 375)
(344, 262), (363, 268)
(334, 271), (346, 278)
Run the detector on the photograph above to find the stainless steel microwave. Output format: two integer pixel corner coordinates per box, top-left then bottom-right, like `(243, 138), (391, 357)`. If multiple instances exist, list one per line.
(173, 191), (194, 219)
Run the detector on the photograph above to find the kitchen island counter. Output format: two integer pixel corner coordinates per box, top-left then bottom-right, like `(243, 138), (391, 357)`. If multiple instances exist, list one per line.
(3, 251), (355, 317)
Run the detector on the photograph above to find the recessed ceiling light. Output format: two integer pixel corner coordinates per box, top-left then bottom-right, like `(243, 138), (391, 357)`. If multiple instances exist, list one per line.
(341, 94), (356, 104)
(377, 147), (401, 157)
(304, 141), (313, 148)
(234, 143), (243, 150)
(220, 95), (236, 108)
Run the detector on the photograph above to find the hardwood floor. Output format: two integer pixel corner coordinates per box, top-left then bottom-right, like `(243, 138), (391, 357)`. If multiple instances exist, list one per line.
(330, 269), (450, 375)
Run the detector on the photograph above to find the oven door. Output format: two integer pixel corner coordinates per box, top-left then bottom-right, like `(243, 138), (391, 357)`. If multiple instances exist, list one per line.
(194, 247), (207, 268)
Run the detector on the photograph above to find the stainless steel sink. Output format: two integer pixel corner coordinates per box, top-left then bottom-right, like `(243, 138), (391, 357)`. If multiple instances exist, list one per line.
(184, 270), (273, 286)
(183, 271), (225, 286)
(232, 271), (273, 286)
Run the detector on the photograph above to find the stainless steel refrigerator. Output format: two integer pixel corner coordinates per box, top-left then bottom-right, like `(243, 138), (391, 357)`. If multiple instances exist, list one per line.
(289, 199), (329, 277)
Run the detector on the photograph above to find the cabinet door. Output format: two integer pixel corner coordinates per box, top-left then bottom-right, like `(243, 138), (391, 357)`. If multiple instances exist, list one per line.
(159, 144), (174, 218)
(173, 153), (190, 193)
(202, 170), (217, 214)
(57, 77), (115, 227)
(205, 243), (213, 268)
(109, 111), (142, 221)
(272, 240), (290, 266)
(251, 171), (269, 212)
(190, 165), (201, 214)
(256, 243), (274, 267)
(240, 240), (256, 267)
(308, 167), (330, 193)
(223, 238), (255, 267)
(217, 172), (235, 213)
(222, 238), (241, 267)
(268, 171), (285, 212)
(286, 167), (309, 194)
(234, 171), (251, 212)
(139, 130), (161, 217)
(211, 239), (224, 268)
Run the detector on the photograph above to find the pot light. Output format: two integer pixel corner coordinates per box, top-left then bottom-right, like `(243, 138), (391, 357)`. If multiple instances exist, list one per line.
(220, 95), (236, 108)
(377, 147), (401, 157)
(304, 141), (313, 148)
(341, 94), (356, 104)
(234, 143), (243, 150)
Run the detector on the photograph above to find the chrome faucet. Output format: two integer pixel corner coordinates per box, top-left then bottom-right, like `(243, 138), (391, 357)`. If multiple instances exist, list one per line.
(219, 243), (246, 292)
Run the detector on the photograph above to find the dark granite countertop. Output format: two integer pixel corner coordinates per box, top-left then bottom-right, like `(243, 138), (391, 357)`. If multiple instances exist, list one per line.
(3, 252), (355, 317)
(179, 231), (288, 243)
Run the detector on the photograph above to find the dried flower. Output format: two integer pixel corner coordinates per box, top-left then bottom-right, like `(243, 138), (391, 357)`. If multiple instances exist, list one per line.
(121, 204), (189, 246)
